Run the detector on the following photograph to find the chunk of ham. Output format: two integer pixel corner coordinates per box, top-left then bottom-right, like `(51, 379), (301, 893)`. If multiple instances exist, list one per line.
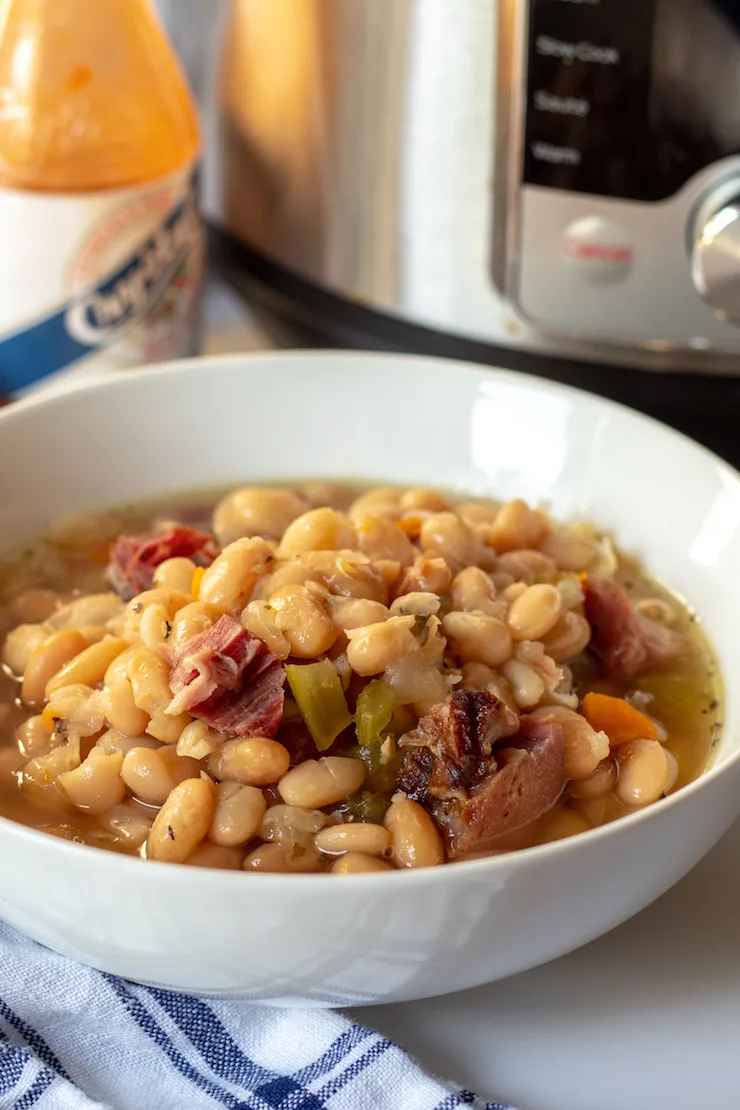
(107, 525), (218, 600)
(166, 615), (285, 738)
(584, 579), (682, 681)
(397, 690), (566, 859)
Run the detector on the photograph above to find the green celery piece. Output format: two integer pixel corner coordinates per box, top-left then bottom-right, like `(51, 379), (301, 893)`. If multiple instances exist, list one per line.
(636, 674), (705, 726)
(355, 679), (395, 748)
(285, 660), (353, 752)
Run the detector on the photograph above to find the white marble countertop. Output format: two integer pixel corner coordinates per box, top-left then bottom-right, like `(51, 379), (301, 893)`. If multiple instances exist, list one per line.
(33, 274), (740, 1110)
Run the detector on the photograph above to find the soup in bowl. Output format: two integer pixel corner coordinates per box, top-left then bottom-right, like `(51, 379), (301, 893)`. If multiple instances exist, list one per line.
(0, 481), (720, 869)
(0, 352), (738, 1004)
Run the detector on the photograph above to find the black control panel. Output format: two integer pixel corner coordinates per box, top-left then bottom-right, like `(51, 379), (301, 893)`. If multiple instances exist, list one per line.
(523, 0), (739, 200)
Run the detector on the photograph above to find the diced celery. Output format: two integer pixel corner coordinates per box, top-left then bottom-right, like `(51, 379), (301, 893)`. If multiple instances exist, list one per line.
(285, 659), (353, 752)
(355, 679), (395, 748)
(636, 674), (707, 725)
(346, 790), (391, 824)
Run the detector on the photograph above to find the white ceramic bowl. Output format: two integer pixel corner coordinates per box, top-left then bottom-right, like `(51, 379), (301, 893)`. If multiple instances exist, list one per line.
(1, 352), (739, 1006)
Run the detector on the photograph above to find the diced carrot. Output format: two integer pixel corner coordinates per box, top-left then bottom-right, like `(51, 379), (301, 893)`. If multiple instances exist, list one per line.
(581, 691), (659, 745)
(398, 515), (423, 539)
(41, 704), (58, 730)
(191, 566), (205, 600)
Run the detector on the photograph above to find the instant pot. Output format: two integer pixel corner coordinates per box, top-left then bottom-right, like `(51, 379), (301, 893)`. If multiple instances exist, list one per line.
(172, 0), (740, 462)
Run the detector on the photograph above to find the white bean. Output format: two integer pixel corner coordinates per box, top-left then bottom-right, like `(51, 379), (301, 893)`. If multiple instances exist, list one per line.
(126, 647), (172, 715)
(153, 557), (198, 594)
(176, 720), (223, 760)
(532, 705), (609, 780)
(663, 748), (679, 794)
(269, 584), (337, 658)
(21, 629), (87, 706)
(44, 683), (106, 736)
(568, 757), (618, 800)
(199, 538), (276, 613)
(541, 611), (591, 662)
(139, 603), (172, 649)
(389, 593), (441, 618)
(354, 514), (416, 566)
(145, 709), (192, 745)
(315, 823), (391, 857)
(147, 778), (216, 863)
(442, 611), (512, 668)
(259, 804), (328, 845)
(506, 584), (562, 642)
(331, 853), (393, 874)
(96, 729), (161, 756)
(348, 486), (402, 522)
(209, 782), (266, 847)
(188, 843), (244, 870)
(121, 746), (200, 806)
(489, 500), (546, 553)
(450, 567), (499, 615)
(240, 600), (291, 657)
(58, 747), (125, 815)
(121, 589), (190, 642)
(420, 512), (478, 567)
(539, 529), (596, 572)
(49, 593), (124, 630)
(2, 623), (53, 676)
(242, 842), (322, 873)
(495, 550), (557, 582)
(501, 659), (545, 709)
(99, 802), (153, 849)
(278, 757), (366, 808)
(328, 597), (390, 632)
(213, 487), (306, 545)
(384, 794), (445, 868)
(16, 715), (53, 759)
(401, 488), (450, 513)
(45, 636), (128, 697)
(345, 615), (418, 676)
(207, 738), (291, 786)
(616, 739), (670, 806)
(103, 678), (150, 737)
(168, 602), (217, 652)
(277, 507), (355, 558)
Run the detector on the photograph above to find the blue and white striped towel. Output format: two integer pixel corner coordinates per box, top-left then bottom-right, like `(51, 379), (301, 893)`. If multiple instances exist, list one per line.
(0, 924), (512, 1110)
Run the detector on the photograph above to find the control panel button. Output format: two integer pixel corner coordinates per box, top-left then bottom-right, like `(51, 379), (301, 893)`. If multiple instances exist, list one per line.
(532, 142), (582, 166)
(533, 90), (590, 118)
(535, 35), (620, 65)
(561, 216), (633, 283)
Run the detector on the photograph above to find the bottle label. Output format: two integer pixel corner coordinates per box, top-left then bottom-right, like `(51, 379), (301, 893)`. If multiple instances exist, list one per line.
(0, 166), (205, 397)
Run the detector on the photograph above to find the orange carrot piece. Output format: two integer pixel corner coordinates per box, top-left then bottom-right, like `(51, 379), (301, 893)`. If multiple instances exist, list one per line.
(191, 566), (205, 600)
(41, 704), (58, 730)
(581, 691), (659, 745)
(398, 515), (423, 539)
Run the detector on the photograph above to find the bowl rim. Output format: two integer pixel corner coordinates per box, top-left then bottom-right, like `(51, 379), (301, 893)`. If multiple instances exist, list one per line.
(1, 347), (739, 889)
